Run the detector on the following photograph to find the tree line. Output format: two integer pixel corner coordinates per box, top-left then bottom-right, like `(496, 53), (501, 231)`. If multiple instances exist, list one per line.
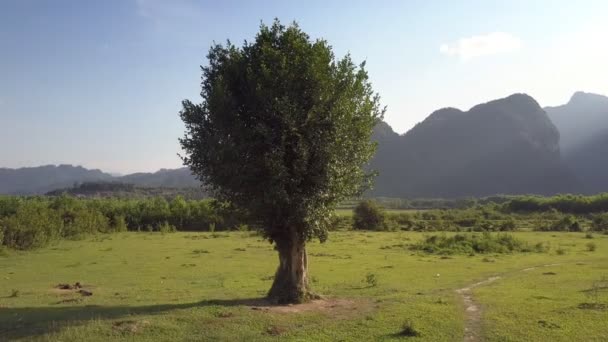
(0, 195), (243, 250)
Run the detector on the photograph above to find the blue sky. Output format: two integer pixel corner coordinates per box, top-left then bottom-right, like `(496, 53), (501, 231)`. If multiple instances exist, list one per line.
(1, 0), (607, 173)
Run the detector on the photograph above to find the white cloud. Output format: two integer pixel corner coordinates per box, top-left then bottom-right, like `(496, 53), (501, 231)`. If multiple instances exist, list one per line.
(440, 32), (522, 61)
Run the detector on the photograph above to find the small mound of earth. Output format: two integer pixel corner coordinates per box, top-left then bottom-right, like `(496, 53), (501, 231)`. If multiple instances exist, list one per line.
(51, 282), (93, 297)
(55, 282), (83, 290)
(112, 320), (150, 333)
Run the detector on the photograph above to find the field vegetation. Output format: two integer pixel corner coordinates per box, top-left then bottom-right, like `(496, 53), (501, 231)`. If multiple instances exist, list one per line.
(1, 230), (606, 341)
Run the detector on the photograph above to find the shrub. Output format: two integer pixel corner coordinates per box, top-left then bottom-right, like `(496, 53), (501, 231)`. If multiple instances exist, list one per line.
(537, 215), (583, 232)
(586, 242), (597, 252)
(398, 320), (420, 337)
(499, 218), (517, 231)
(329, 215), (353, 231)
(353, 200), (385, 231)
(381, 217), (400, 231)
(410, 233), (536, 255)
(591, 213), (608, 232)
(158, 221), (177, 233)
(62, 209), (110, 238)
(364, 273), (378, 287)
(1, 204), (63, 250)
(109, 215), (128, 232)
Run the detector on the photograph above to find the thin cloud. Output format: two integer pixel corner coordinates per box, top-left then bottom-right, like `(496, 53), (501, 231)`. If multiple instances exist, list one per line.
(440, 32), (522, 61)
(135, 0), (203, 22)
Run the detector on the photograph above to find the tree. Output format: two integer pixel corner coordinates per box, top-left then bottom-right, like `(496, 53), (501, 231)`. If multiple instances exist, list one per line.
(179, 20), (383, 304)
(353, 200), (386, 231)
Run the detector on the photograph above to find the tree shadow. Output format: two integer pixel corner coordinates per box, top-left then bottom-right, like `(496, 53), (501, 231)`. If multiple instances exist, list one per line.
(0, 297), (271, 340)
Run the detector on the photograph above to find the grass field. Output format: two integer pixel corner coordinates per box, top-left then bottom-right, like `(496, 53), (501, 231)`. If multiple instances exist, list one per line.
(1, 231), (607, 341)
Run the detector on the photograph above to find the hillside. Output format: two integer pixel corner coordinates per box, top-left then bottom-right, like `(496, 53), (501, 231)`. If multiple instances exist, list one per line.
(0, 165), (200, 195)
(0, 165), (113, 194)
(545, 92), (608, 193)
(5, 93), (608, 197)
(118, 168), (199, 188)
(545, 92), (608, 154)
(370, 94), (577, 198)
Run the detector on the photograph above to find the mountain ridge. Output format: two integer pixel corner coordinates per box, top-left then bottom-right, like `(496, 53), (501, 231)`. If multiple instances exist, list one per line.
(2, 91), (607, 197)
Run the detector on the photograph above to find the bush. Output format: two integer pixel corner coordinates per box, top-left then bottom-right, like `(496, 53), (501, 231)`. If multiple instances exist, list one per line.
(62, 209), (110, 238)
(410, 233), (537, 255)
(398, 320), (420, 337)
(591, 213), (608, 232)
(1, 204), (63, 250)
(586, 242), (597, 252)
(109, 215), (128, 232)
(158, 221), (177, 233)
(329, 215), (353, 231)
(537, 215), (583, 232)
(353, 200), (385, 231)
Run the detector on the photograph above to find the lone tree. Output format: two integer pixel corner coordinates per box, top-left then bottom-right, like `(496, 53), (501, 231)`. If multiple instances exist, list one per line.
(179, 20), (383, 304)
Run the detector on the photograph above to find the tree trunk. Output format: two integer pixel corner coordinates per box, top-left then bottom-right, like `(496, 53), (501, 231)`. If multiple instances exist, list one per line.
(267, 237), (314, 304)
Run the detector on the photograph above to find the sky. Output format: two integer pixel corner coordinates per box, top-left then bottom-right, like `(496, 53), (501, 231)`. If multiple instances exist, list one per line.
(1, 0), (607, 174)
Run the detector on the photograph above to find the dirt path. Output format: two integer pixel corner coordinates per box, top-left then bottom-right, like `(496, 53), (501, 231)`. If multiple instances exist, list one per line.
(456, 263), (566, 342)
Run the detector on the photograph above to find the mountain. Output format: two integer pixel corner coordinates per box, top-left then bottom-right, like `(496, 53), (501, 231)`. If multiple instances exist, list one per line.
(119, 168), (199, 188)
(545, 92), (608, 193)
(4, 93), (606, 198)
(0, 165), (200, 195)
(0, 165), (113, 194)
(369, 94), (577, 198)
(545, 91), (608, 154)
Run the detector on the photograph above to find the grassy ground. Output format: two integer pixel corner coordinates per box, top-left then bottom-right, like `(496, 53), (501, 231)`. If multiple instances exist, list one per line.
(1, 231), (607, 341)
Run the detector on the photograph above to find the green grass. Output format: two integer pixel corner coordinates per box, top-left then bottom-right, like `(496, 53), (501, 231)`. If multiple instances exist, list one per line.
(1, 231), (607, 341)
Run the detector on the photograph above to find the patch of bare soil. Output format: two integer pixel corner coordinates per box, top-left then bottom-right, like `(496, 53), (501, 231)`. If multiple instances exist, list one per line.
(50, 282), (94, 300)
(250, 298), (371, 317)
(456, 277), (501, 342)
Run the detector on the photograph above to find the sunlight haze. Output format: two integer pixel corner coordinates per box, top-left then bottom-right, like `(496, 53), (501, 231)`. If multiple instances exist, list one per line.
(1, 0), (607, 173)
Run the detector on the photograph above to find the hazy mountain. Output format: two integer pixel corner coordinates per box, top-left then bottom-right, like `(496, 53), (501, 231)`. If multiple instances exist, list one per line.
(118, 168), (199, 188)
(546, 92), (608, 193)
(0, 165), (200, 195)
(545, 91), (608, 154)
(4, 93), (607, 197)
(369, 94), (577, 198)
(0, 165), (113, 194)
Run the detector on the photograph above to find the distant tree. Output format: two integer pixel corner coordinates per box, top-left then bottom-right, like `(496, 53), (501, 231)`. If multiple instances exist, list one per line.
(353, 200), (385, 230)
(179, 20), (383, 303)
(169, 195), (190, 229)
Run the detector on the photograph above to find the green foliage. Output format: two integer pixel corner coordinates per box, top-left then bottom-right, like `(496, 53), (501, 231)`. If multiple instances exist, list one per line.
(178, 20), (384, 244)
(0, 195), (246, 250)
(591, 213), (608, 233)
(537, 215), (584, 232)
(506, 193), (608, 214)
(1, 203), (63, 250)
(399, 319), (421, 337)
(410, 233), (538, 255)
(364, 273), (378, 287)
(353, 200), (386, 230)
